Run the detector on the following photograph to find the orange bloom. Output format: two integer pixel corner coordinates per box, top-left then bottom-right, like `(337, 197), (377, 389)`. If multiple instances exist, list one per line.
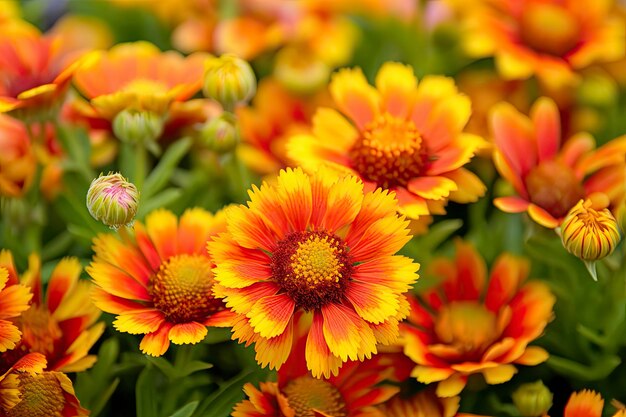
(288, 62), (486, 219)
(491, 97), (626, 228)
(72, 41), (209, 136)
(237, 78), (329, 176)
(401, 240), (555, 397)
(563, 390), (604, 417)
(87, 208), (229, 356)
(378, 389), (461, 417)
(0, 24), (84, 116)
(209, 167), (419, 378)
(0, 352), (47, 413)
(0, 265), (31, 353)
(0, 251), (104, 373)
(460, 0), (625, 89)
(0, 115), (36, 198)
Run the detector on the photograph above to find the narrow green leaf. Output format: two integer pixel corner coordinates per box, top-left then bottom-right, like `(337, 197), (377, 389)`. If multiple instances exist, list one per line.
(194, 371), (258, 417)
(137, 188), (183, 218)
(169, 401), (199, 417)
(89, 378), (120, 417)
(177, 361), (213, 378)
(136, 366), (161, 417)
(143, 137), (192, 199)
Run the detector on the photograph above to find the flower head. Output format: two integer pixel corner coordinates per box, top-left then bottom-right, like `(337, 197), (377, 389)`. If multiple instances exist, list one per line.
(87, 172), (139, 229)
(560, 197), (622, 261)
(288, 62), (486, 219)
(0, 115), (36, 198)
(491, 97), (626, 228)
(0, 352), (47, 413)
(377, 388), (461, 417)
(0, 250), (103, 373)
(87, 208), (229, 356)
(401, 240), (555, 397)
(459, 0), (625, 89)
(209, 167), (419, 377)
(0, 263), (31, 353)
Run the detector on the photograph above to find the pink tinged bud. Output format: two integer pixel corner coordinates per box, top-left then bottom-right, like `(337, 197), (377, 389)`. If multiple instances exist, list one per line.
(86, 172), (139, 228)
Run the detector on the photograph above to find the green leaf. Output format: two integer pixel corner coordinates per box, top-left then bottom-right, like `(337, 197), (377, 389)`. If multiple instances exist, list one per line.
(136, 366), (162, 417)
(147, 356), (177, 380)
(177, 360), (213, 378)
(89, 378), (120, 417)
(137, 188), (183, 218)
(169, 401), (199, 417)
(548, 354), (621, 381)
(194, 371), (261, 417)
(143, 137), (192, 199)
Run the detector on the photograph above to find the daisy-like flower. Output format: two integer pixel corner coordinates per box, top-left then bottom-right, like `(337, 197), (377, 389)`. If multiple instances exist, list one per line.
(288, 62), (486, 219)
(401, 240), (555, 397)
(209, 167), (419, 378)
(0, 22), (85, 117)
(459, 0), (625, 90)
(563, 390), (604, 417)
(0, 250), (104, 372)
(87, 208), (229, 356)
(0, 352), (47, 413)
(491, 97), (626, 228)
(71, 41), (209, 140)
(0, 263), (31, 353)
(237, 77), (328, 176)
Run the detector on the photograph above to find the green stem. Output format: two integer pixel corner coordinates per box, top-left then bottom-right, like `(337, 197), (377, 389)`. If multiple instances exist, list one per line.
(133, 142), (148, 194)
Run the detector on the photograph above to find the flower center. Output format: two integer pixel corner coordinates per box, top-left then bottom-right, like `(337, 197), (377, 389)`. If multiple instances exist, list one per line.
(525, 160), (585, 219)
(519, 3), (580, 56)
(20, 306), (61, 358)
(283, 376), (348, 417)
(150, 254), (222, 323)
(434, 302), (500, 357)
(271, 231), (352, 311)
(349, 113), (428, 189)
(6, 373), (65, 417)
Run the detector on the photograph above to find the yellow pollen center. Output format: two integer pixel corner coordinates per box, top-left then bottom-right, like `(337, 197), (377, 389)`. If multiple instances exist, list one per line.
(434, 302), (500, 357)
(519, 3), (580, 56)
(525, 160), (585, 219)
(349, 113), (428, 189)
(150, 254), (221, 323)
(20, 307), (61, 358)
(7, 373), (65, 417)
(271, 231), (352, 311)
(283, 376), (348, 417)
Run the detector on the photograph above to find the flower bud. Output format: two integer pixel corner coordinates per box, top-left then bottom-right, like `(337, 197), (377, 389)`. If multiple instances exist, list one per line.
(112, 109), (163, 145)
(199, 113), (240, 154)
(560, 198), (622, 261)
(274, 47), (330, 95)
(512, 381), (553, 417)
(203, 54), (256, 109)
(86, 173), (139, 228)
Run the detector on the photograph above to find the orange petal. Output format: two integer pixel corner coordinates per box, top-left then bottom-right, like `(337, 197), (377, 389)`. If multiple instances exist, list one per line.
(427, 133), (485, 176)
(0, 284), (32, 319)
(485, 254), (529, 312)
(321, 303), (374, 362)
(407, 176), (458, 200)
(91, 288), (147, 314)
(145, 209), (179, 260)
(306, 311), (343, 378)
(177, 208), (221, 255)
(113, 309), (165, 335)
(0, 320), (21, 352)
(169, 321), (208, 345)
(140, 322), (173, 356)
(527, 203), (560, 228)
(87, 261), (151, 301)
(346, 215), (411, 262)
(410, 365), (454, 383)
(482, 364), (517, 384)
(248, 293), (296, 338)
(559, 132), (595, 168)
(494, 196), (531, 213)
(320, 173), (363, 232)
(274, 168), (313, 232)
(346, 281), (399, 324)
(515, 346), (549, 365)
(375, 62), (417, 118)
(311, 107), (359, 151)
(531, 97), (561, 161)
(490, 102), (537, 177)
(254, 319), (294, 370)
(564, 390), (603, 417)
(443, 240), (486, 302)
(437, 374), (467, 397)
(46, 257), (81, 314)
(442, 168), (486, 204)
(330, 67), (380, 130)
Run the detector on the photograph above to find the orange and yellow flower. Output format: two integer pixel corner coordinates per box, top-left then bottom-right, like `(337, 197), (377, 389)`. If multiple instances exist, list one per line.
(0, 250), (104, 373)
(491, 97), (626, 228)
(0, 352), (47, 413)
(560, 390), (626, 417)
(401, 240), (555, 397)
(87, 208), (229, 356)
(459, 0), (625, 90)
(209, 167), (419, 378)
(0, 23), (85, 116)
(378, 389), (461, 417)
(288, 62), (486, 219)
(71, 41), (209, 136)
(237, 77), (329, 176)
(0, 265), (31, 353)
(0, 115), (36, 198)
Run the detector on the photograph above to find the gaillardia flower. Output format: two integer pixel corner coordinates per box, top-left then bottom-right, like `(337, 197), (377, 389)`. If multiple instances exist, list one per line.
(560, 197), (622, 261)
(0, 250), (104, 372)
(0, 352), (47, 413)
(378, 389), (461, 417)
(0, 265), (31, 353)
(288, 62), (486, 219)
(460, 0), (625, 89)
(401, 240), (554, 397)
(0, 115), (36, 198)
(491, 97), (626, 228)
(87, 208), (229, 356)
(209, 167), (419, 377)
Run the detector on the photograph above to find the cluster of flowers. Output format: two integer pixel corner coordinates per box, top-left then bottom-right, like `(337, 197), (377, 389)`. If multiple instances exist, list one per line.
(0, 0), (625, 416)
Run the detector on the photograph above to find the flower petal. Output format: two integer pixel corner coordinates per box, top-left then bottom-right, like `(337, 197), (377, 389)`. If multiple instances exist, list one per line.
(330, 67), (380, 130)
(248, 293), (296, 339)
(140, 322), (174, 356)
(531, 97), (561, 161)
(169, 321), (208, 345)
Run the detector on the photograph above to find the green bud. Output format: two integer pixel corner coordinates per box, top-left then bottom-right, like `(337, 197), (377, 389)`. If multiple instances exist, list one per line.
(199, 113), (240, 154)
(203, 54), (256, 109)
(512, 381), (553, 417)
(274, 47), (330, 95)
(112, 109), (164, 144)
(86, 172), (139, 229)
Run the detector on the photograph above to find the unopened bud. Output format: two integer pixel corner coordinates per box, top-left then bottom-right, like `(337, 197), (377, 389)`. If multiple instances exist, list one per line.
(203, 54), (256, 109)
(86, 172), (139, 228)
(512, 381), (553, 417)
(561, 197), (622, 261)
(199, 113), (240, 154)
(112, 109), (163, 144)
(274, 47), (330, 95)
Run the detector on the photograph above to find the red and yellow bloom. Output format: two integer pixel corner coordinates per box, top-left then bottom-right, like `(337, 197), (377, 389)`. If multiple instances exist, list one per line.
(378, 389), (461, 417)
(288, 62), (486, 219)
(401, 240), (555, 397)
(0, 251), (104, 373)
(209, 167), (419, 377)
(88, 208), (229, 356)
(0, 115), (36, 198)
(491, 97), (626, 228)
(0, 264), (31, 353)
(460, 0), (625, 89)
(0, 352), (47, 413)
